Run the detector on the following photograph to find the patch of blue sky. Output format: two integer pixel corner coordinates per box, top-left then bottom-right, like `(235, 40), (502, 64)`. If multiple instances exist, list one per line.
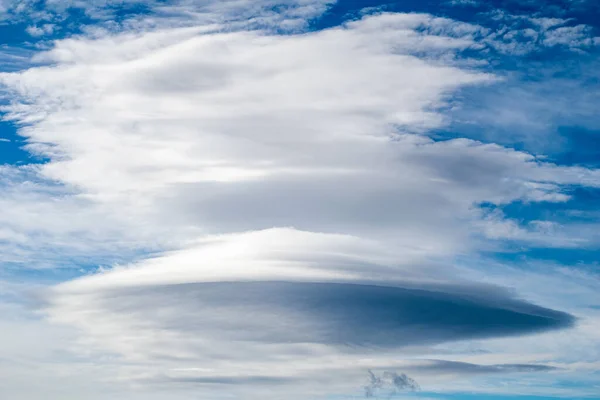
(553, 126), (600, 168)
(438, 54), (600, 158)
(0, 22), (34, 47)
(310, 0), (483, 30)
(423, 393), (599, 400)
(496, 187), (600, 220)
(0, 1), (156, 47)
(0, 121), (32, 165)
(5, 0), (154, 22)
(489, 247), (600, 267)
(0, 241), (167, 279)
(310, 0), (600, 30)
(477, 187), (600, 265)
(1, 262), (89, 285)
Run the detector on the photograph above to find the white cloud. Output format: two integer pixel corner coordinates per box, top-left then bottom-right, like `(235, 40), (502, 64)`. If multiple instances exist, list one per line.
(542, 24), (598, 47)
(447, 0), (479, 6)
(481, 11), (599, 55)
(3, 14), (599, 265)
(1, 4), (600, 399)
(39, 233), (595, 399)
(529, 17), (570, 30)
(25, 23), (55, 37)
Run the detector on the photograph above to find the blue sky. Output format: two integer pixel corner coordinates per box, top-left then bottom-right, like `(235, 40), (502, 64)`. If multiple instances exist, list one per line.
(0, 0), (600, 399)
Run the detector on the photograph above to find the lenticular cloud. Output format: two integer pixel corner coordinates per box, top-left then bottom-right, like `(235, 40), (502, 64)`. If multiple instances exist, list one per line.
(1, 4), (598, 399)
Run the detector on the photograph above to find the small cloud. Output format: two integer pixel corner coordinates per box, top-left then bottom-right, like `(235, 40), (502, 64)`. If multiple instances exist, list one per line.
(447, 0), (479, 6)
(542, 25), (597, 48)
(0, 138), (11, 143)
(529, 17), (570, 31)
(26, 24), (55, 37)
(365, 370), (420, 398)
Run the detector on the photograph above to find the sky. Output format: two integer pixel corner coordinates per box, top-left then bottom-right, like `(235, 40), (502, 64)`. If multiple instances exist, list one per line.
(0, 0), (599, 399)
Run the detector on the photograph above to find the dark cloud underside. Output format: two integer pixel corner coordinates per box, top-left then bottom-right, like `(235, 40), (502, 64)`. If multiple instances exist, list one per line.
(104, 281), (575, 348)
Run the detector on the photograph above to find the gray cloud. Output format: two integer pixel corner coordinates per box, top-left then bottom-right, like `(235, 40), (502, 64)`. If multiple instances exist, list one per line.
(412, 360), (558, 374)
(365, 370), (420, 398)
(75, 281), (575, 349)
(155, 375), (295, 386)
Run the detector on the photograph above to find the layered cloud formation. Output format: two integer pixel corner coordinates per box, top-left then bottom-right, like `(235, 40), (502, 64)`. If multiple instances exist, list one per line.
(1, 1), (600, 399)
